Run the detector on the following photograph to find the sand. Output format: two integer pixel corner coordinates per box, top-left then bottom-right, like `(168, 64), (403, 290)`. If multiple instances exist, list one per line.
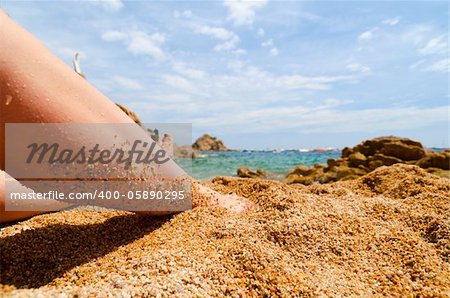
(1, 164), (449, 297)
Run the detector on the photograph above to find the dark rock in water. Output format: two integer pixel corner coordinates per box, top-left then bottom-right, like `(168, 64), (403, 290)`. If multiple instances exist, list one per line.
(285, 174), (315, 185)
(285, 136), (450, 185)
(288, 165), (316, 176)
(341, 147), (353, 158)
(237, 167), (266, 179)
(193, 134), (228, 151)
(173, 144), (193, 158)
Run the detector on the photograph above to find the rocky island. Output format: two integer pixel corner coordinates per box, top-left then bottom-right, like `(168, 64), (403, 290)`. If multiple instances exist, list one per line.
(286, 136), (450, 185)
(192, 134), (229, 151)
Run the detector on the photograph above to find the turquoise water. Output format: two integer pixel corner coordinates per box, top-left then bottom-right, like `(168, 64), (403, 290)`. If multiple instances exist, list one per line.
(178, 150), (341, 181)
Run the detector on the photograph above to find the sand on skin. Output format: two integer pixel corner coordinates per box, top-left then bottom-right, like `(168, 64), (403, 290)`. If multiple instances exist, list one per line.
(0, 164), (449, 297)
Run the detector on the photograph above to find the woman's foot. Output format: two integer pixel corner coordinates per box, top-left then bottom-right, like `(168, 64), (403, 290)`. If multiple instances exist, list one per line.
(193, 183), (253, 213)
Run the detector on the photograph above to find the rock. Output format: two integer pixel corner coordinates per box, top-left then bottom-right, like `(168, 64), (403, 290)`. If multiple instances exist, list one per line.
(288, 165), (315, 176)
(318, 173), (335, 184)
(285, 136), (448, 185)
(368, 160), (384, 171)
(285, 174), (315, 185)
(160, 134), (174, 158)
(353, 144), (373, 157)
(285, 164), (327, 185)
(341, 147), (353, 158)
(416, 151), (450, 170)
(314, 163), (325, 169)
(237, 167), (266, 179)
(327, 159), (338, 169)
(425, 168), (450, 179)
(380, 142), (426, 161)
(192, 134), (228, 151)
(326, 159), (347, 171)
(352, 136), (423, 158)
(116, 103), (142, 126)
(333, 165), (367, 181)
(116, 104), (163, 144)
(348, 152), (367, 167)
(370, 154), (402, 166)
(173, 145), (192, 158)
(339, 174), (361, 181)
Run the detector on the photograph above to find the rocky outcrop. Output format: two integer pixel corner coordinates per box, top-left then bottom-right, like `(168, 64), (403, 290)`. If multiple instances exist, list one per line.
(116, 103), (142, 126)
(192, 134), (229, 151)
(286, 136), (450, 185)
(237, 167), (266, 179)
(173, 145), (195, 158)
(416, 150), (450, 170)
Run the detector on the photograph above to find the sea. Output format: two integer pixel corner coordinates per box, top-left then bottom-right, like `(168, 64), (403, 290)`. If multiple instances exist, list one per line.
(177, 150), (341, 181)
(178, 147), (448, 181)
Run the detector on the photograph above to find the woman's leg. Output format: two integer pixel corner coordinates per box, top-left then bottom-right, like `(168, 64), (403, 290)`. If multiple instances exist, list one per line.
(0, 9), (250, 222)
(0, 170), (72, 223)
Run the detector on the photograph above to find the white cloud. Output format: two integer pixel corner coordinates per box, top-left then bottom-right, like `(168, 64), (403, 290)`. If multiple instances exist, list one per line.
(153, 61), (354, 116)
(233, 48), (247, 55)
(54, 47), (87, 61)
(221, 64), (352, 90)
(173, 62), (205, 79)
(401, 24), (433, 45)
(382, 17), (400, 26)
(223, 0), (268, 26)
(196, 25), (240, 52)
(174, 10), (192, 18)
(227, 60), (245, 71)
(261, 39), (273, 47)
(197, 26), (235, 40)
(274, 74), (353, 90)
(261, 39), (278, 56)
(426, 58), (449, 73)
(163, 75), (202, 95)
(127, 31), (166, 60)
(346, 63), (371, 73)
(269, 48), (279, 56)
(409, 60), (426, 70)
(101, 30), (127, 42)
(112, 76), (144, 90)
(188, 103), (449, 134)
(358, 28), (377, 42)
(257, 28), (265, 37)
(102, 30), (167, 61)
(89, 0), (124, 12)
(419, 34), (447, 55)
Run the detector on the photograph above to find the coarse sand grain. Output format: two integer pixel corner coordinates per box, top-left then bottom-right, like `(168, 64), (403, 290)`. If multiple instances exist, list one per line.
(1, 164), (449, 297)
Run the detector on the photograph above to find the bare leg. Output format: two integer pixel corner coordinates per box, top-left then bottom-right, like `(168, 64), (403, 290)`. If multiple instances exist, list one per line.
(0, 10), (251, 222)
(0, 170), (70, 223)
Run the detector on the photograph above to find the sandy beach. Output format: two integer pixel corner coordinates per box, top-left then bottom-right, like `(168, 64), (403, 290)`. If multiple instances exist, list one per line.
(1, 164), (449, 297)
(0, 1), (449, 297)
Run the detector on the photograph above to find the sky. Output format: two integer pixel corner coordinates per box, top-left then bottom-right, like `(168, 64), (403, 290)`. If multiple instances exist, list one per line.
(2, 0), (449, 149)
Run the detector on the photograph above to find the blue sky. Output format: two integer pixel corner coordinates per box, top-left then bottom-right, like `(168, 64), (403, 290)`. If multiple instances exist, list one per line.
(2, 0), (449, 149)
